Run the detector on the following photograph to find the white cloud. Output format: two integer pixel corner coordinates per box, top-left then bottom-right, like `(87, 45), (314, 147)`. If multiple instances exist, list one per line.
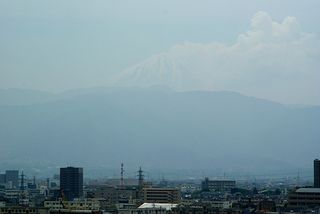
(113, 11), (320, 105)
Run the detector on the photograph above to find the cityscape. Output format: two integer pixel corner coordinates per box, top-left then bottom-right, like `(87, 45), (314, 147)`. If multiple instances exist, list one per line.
(0, 160), (319, 213)
(1, 0), (320, 214)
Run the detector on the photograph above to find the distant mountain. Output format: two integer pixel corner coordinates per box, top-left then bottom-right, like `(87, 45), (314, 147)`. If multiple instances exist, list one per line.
(112, 53), (195, 91)
(0, 88), (55, 105)
(111, 41), (320, 106)
(0, 88), (319, 178)
(112, 50), (215, 92)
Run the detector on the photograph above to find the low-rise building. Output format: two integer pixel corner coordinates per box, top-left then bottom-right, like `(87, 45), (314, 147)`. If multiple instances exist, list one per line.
(288, 188), (320, 208)
(117, 203), (177, 214)
(49, 210), (102, 214)
(87, 185), (139, 204)
(201, 178), (236, 192)
(143, 188), (180, 203)
(0, 207), (49, 214)
(44, 200), (100, 211)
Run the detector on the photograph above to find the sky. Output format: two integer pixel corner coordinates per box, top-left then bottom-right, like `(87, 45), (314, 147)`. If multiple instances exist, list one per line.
(0, 0), (320, 105)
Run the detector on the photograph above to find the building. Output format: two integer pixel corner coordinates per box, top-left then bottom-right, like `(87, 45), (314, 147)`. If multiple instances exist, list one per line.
(201, 178), (236, 192)
(5, 170), (19, 189)
(0, 207), (49, 214)
(3, 189), (20, 205)
(288, 188), (320, 208)
(314, 159), (320, 188)
(132, 203), (177, 214)
(44, 200), (100, 211)
(143, 188), (180, 203)
(208, 201), (232, 209)
(60, 167), (83, 201)
(257, 199), (276, 212)
(87, 185), (141, 205)
(116, 203), (177, 214)
(49, 211), (102, 214)
(0, 174), (5, 184)
(171, 202), (241, 214)
(87, 185), (118, 204)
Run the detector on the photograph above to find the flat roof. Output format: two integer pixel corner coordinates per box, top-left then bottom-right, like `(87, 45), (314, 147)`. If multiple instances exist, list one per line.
(296, 188), (320, 193)
(138, 203), (178, 210)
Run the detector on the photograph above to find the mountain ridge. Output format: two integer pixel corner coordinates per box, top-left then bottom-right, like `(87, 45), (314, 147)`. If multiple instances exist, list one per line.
(0, 88), (319, 177)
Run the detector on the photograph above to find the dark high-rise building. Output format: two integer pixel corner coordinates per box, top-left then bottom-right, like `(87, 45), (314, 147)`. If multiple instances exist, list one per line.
(314, 159), (320, 188)
(60, 167), (83, 201)
(5, 170), (19, 189)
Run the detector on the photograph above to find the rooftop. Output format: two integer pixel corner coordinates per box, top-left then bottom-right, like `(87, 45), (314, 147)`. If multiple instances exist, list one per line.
(138, 203), (178, 210)
(296, 188), (320, 193)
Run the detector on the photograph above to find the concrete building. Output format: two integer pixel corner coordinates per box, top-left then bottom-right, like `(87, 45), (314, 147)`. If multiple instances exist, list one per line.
(209, 201), (232, 209)
(49, 211), (102, 214)
(44, 200), (100, 211)
(0, 174), (5, 184)
(171, 202), (241, 214)
(60, 167), (83, 201)
(3, 189), (20, 205)
(5, 170), (19, 189)
(288, 188), (320, 208)
(0, 207), (49, 214)
(116, 203), (176, 214)
(257, 199), (276, 212)
(87, 185), (140, 204)
(87, 185), (118, 204)
(143, 188), (180, 203)
(314, 159), (320, 188)
(133, 203), (177, 214)
(201, 178), (236, 192)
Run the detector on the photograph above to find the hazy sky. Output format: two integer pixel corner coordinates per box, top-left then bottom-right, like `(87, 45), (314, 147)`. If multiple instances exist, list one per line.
(1, 0), (319, 104)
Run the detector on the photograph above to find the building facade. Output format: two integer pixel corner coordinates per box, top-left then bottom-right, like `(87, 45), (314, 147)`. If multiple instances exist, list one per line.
(143, 188), (180, 203)
(0, 174), (5, 184)
(288, 188), (320, 208)
(5, 170), (19, 189)
(44, 200), (100, 211)
(0, 207), (49, 214)
(60, 167), (83, 201)
(314, 159), (320, 188)
(201, 178), (236, 192)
